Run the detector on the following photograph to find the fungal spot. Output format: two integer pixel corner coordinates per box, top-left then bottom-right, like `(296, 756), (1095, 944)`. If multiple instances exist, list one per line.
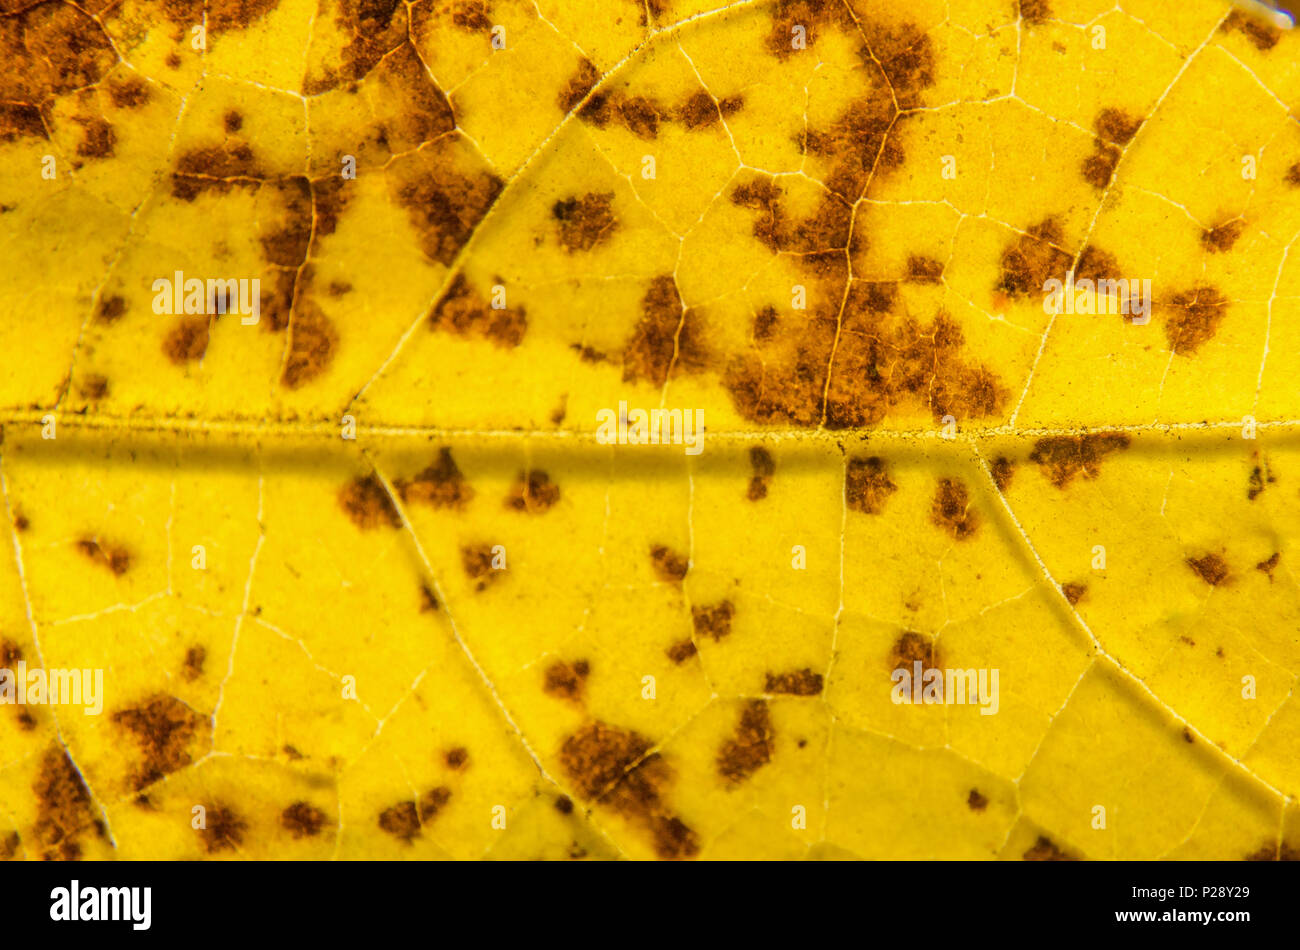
(97, 295), (126, 324)
(730, 174), (852, 255)
(1182, 727), (1194, 743)
(280, 303), (339, 389)
(75, 537), (131, 575)
(461, 543), (503, 590)
(395, 448), (474, 510)
(392, 147), (503, 265)
(13, 511), (29, 532)
(378, 786), (451, 843)
(338, 474), (402, 530)
(990, 456), (1016, 492)
(544, 659), (590, 703)
(1247, 463), (1274, 500)
(996, 219), (1071, 299)
(108, 76), (151, 110)
(845, 456), (897, 515)
(1095, 108), (1143, 146)
(560, 720), (699, 859)
(1081, 141), (1120, 189)
(666, 638), (698, 664)
(558, 58), (600, 113)
(1186, 553), (1230, 587)
(1164, 286), (1228, 355)
(78, 374), (109, 401)
(555, 795), (574, 815)
(1221, 9), (1280, 50)
(1076, 245), (1121, 286)
(747, 446), (775, 501)
(1256, 552), (1280, 580)
(553, 192), (618, 253)
(506, 470), (560, 513)
(112, 694), (206, 791)
(1018, 0), (1050, 24)
(891, 631), (940, 678)
(1286, 163), (1300, 187)
(967, 789), (988, 811)
(419, 583), (440, 612)
(691, 601), (734, 642)
(281, 801), (328, 838)
(1061, 582), (1087, 606)
(1023, 835), (1076, 860)
(649, 544), (689, 584)
(444, 747), (469, 770)
(33, 746), (104, 861)
(930, 477), (979, 539)
(182, 645), (206, 681)
(752, 305), (778, 342)
(717, 700), (774, 785)
(675, 89), (722, 129)
(764, 0), (853, 58)
(162, 317), (211, 365)
(622, 275), (708, 387)
(906, 255), (944, 283)
(1028, 433), (1130, 488)
(1201, 220), (1243, 253)
(764, 669), (823, 696)
(450, 0), (492, 30)
(170, 141), (263, 202)
(74, 117), (115, 159)
(427, 273), (527, 348)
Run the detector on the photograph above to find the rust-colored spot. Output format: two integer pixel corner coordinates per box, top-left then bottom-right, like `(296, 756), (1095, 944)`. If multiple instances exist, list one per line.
(1061, 582), (1087, 606)
(113, 694), (206, 791)
(650, 544), (689, 584)
(990, 456), (1016, 493)
(450, 0), (492, 30)
(392, 147), (503, 265)
(967, 789), (988, 811)
(717, 700), (773, 784)
(75, 537), (130, 575)
(419, 583), (440, 612)
(1081, 141), (1120, 189)
(444, 747), (469, 770)
(907, 255), (944, 283)
(338, 475), (401, 530)
(378, 786), (451, 843)
(1186, 553), (1230, 587)
(930, 477), (979, 540)
(1095, 108), (1142, 146)
(676, 88), (722, 129)
(544, 659), (590, 703)
(1247, 463), (1274, 500)
(666, 638), (698, 664)
(0, 831), (18, 860)
(764, 668), (823, 696)
(1182, 727), (1194, 743)
(13, 511), (29, 532)
(845, 456), (897, 515)
(558, 58), (600, 113)
(461, 543), (502, 590)
(891, 631), (940, 677)
(78, 373), (109, 401)
(1028, 433), (1130, 488)
(396, 447), (474, 510)
(1165, 286), (1228, 355)
(108, 75), (151, 109)
(747, 446), (775, 501)
(1076, 245), (1121, 285)
(505, 470), (561, 513)
(162, 317), (210, 365)
(280, 303), (338, 389)
(555, 795), (574, 815)
(171, 141), (263, 202)
(1201, 220), (1243, 253)
(427, 273), (526, 348)
(559, 720), (699, 859)
(1286, 163), (1300, 187)
(33, 746), (104, 861)
(622, 275), (708, 386)
(692, 601), (734, 642)
(281, 801), (328, 838)
(1256, 551), (1280, 580)
(764, 0), (853, 59)
(0, 103), (45, 141)
(74, 117), (115, 159)
(182, 645), (205, 681)
(1023, 835), (1077, 861)
(1221, 9), (1280, 50)
(97, 295), (126, 323)
(1018, 0), (1050, 24)
(997, 219), (1071, 298)
(553, 192), (618, 253)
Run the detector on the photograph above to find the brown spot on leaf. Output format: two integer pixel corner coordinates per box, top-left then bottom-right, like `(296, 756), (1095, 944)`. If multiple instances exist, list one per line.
(281, 801), (327, 838)
(427, 273), (527, 348)
(33, 746), (103, 860)
(555, 795), (574, 814)
(113, 694), (205, 791)
(182, 645), (205, 681)
(1095, 108), (1143, 146)
(666, 638), (697, 664)
(553, 192), (618, 253)
(108, 75), (151, 109)
(171, 141), (263, 202)
(1186, 553), (1230, 587)
(395, 448), (474, 510)
(717, 700), (773, 784)
(1024, 835), (1077, 860)
(339, 475), (401, 530)
(97, 295), (126, 323)
(0, 831), (18, 860)
(1018, 0), (1050, 24)
(650, 544), (689, 584)
(450, 0), (492, 30)
(891, 631), (940, 679)
(845, 456), (897, 514)
(544, 659), (590, 703)
(558, 58), (600, 113)
(1221, 9), (1280, 50)
(747, 446), (775, 501)
(444, 747), (469, 770)
(990, 456), (1016, 493)
(764, 668), (823, 696)
(162, 317), (210, 364)
(1201, 220), (1243, 253)
(622, 275), (708, 386)
(78, 373), (109, 401)
(1061, 582), (1087, 606)
(1165, 286), (1228, 355)
(75, 537), (130, 575)
(1028, 433), (1130, 488)
(419, 583), (440, 611)
(931, 477), (979, 539)
(392, 147), (503, 265)
(74, 117), (115, 158)
(505, 470), (561, 513)
(1081, 141), (1120, 188)
(997, 219), (1071, 298)
(1286, 163), (1300, 187)
(967, 789), (988, 811)
(378, 786), (451, 843)
(461, 543), (502, 589)
(1256, 551), (1280, 580)
(692, 601), (734, 642)
(280, 303), (339, 389)
(676, 89), (721, 129)
(906, 255), (944, 283)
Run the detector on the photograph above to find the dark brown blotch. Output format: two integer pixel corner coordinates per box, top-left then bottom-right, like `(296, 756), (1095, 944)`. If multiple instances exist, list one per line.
(1164, 286), (1228, 355)
(338, 474), (401, 530)
(112, 694), (206, 791)
(1221, 10), (1280, 50)
(967, 789), (988, 811)
(182, 645), (206, 681)
(1023, 834), (1077, 860)
(544, 658), (590, 703)
(764, 668), (823, 696)
(845, 456), (897, 515)
(1028, 433), (1130, 488)
(1186, 553), (1230, 587)
(1256, 551), (1280, 580)
(1201, 220), (1243, 253)
(930, 477), (979, 539)
(427, 273), (526, 348)
(461, 543), (502, 590)
(990, 456), (1016, 493)
(395, 447), (475, 511)
(162, 317), (211, 365)
(747, 446), (775, 501)
(281, 801), (328, 839)
(444, 747), (469, 770)
(717, 700), (773, 784)
(691, 601), (734, 642)
(996, 218), (1071, 299)
(505, 470), (560, 513)
(75, 537), (131, 575)
(666, 638), (698, 664)
(553, 192), (618, 253)
(1061, 582), (1087, 606)
(33, 745), (105, 861)
(649, 544), (689, 584)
